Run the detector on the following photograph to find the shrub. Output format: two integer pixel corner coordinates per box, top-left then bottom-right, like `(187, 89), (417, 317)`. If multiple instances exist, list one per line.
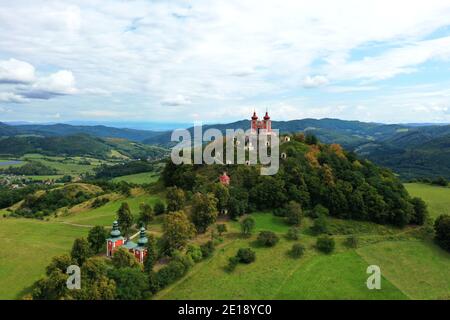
(186, 244), (203, 263)
(286, 227), (299, 240)
(289, 243), (305, 258)
(316, 236), (335, 254)
(286, 201), (303, 225)
(154, 201), (166, 215)
(434, 214), (450, 252)
(156, 260), (186, 287)
(309, 204), (329, 218)
(216, 224), (227, 236)
(226, 256), (240, 272)
(200, 241), (215, 258)
(236, 248), (256, 264)
(312, 214), (328, 234)
(257, 231), (279, 247)
(240, 216), (255, 236)
(345, 235), (358, 248)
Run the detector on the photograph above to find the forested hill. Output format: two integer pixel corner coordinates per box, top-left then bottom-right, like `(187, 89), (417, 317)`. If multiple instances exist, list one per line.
(0, 122), (161, 142)
(0, 134), (168, 159)
(143, 118), (408, 148)
(162, 133), (427, 228)
(355, 125), (450, 180)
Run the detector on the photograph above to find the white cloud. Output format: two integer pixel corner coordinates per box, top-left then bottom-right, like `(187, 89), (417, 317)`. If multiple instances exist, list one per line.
(22, 70), (77, 99)
(2, 1), (450, 122)
(0, 92), (28, 103)
(161, 94), (191, 106)
(302, 75), (329, 88)
(0, 59), (36, 84)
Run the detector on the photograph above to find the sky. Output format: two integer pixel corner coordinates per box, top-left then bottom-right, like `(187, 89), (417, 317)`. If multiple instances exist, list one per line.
(1, 0), (450, 124)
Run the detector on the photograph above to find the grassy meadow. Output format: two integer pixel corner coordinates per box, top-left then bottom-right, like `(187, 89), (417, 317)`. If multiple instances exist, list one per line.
(404, 183), (450, 218)
(112, 172), (160, 185)
(0, 218), (88, 299)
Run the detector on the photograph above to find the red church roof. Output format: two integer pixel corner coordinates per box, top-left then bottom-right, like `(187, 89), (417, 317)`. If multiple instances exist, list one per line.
(264, 111), (270, 120)
(251, 111), (258, 120)
(219, 172), (230, 185)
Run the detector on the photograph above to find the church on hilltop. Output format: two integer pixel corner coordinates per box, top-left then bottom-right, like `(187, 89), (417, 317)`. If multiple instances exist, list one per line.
(250, 110), (272, 134)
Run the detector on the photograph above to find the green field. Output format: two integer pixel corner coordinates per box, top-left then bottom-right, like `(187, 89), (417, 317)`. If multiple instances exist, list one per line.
(404, 183), (450, 218)
(56, 193), (163, 226)
(112, 172), (160, 184)
(357, 240), (450, 299)
(19, 154), (111, 176)
(0, 218), (88, 299)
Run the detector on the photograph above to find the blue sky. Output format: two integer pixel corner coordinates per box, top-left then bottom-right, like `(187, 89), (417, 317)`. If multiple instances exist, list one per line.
(1, 0), (450, 124)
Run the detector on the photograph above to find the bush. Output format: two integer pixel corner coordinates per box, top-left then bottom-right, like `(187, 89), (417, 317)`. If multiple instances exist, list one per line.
(312, 214), (328, 235)
(236, 248), (256, 264)
(257, 231), (279, 247)
(432, 177), (448, 187)
(316, 236), (335, 254)
(226, 256), (240, 272)
(154, 201), (166, 215)
(200, 241), (215, 258)
(240, 216), (255, 236)
(286, 227), (299, 240)
(345, 235), (358, 248)
(186, 244), (203, 263)
(434, 214), (450, 252)
(289, 243), (305, 258)
(309, 204), (329, 218)
(156, 260), (186, 287)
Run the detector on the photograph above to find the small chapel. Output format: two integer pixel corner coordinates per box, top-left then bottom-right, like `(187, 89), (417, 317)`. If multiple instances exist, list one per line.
(106, 221), (148, 263)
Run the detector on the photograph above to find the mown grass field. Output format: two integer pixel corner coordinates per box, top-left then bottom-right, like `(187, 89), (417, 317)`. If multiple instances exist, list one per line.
(156, 236), (408, 300)
(0, 218), (88, 299)
(56, 193), (163, 227)
(404, 183), (450, 219)
(112, 172), (160, 185)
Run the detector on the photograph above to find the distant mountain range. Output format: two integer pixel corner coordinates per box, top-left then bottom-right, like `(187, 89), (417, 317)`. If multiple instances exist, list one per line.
(1, 119), (450, 179)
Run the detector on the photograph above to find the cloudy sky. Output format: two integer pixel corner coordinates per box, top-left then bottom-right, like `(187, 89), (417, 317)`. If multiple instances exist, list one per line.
(1, 0), (450, 124)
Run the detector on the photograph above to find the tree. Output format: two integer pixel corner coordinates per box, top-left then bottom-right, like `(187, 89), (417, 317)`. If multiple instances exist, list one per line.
(410, 197), (428, 225)
(186, 244), (203, 262)
(305, 134), (318, 145)
(191, 192), (218, 233)
(312, 214), (328, 235)
(316, 236), (335, 253)
(46, 254), (74, 275)
(434, 214), (450, 252)
(200, 241), (215, 258)
(432, 176), (448, 187)
(240, 216), (255, 237)
(76, 257), (116, 300)
(117, 202), (133, 237)
(216, 224), (227, 236)
(138, 203), (154, 228)
(154, 200), (166, 215)
(212, 183), (230, 213)
(71, 237), (92, 266)
(310, 204), (329, 218)
(166, 187), (186, 212)
(286, 201), (303, 225)
(143, 235), (158, 272)
(108, 267), (148, 300)
(87, 226), (108, 254)
(112, 247), (141, 269)
(32, 270), (69, 300)
(257, 231), (279, 247)
(286, 227), (299, 240)
(236, 248), (256, 263)
(289, 243), (305, 258)
(162, 211), (195, 251)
